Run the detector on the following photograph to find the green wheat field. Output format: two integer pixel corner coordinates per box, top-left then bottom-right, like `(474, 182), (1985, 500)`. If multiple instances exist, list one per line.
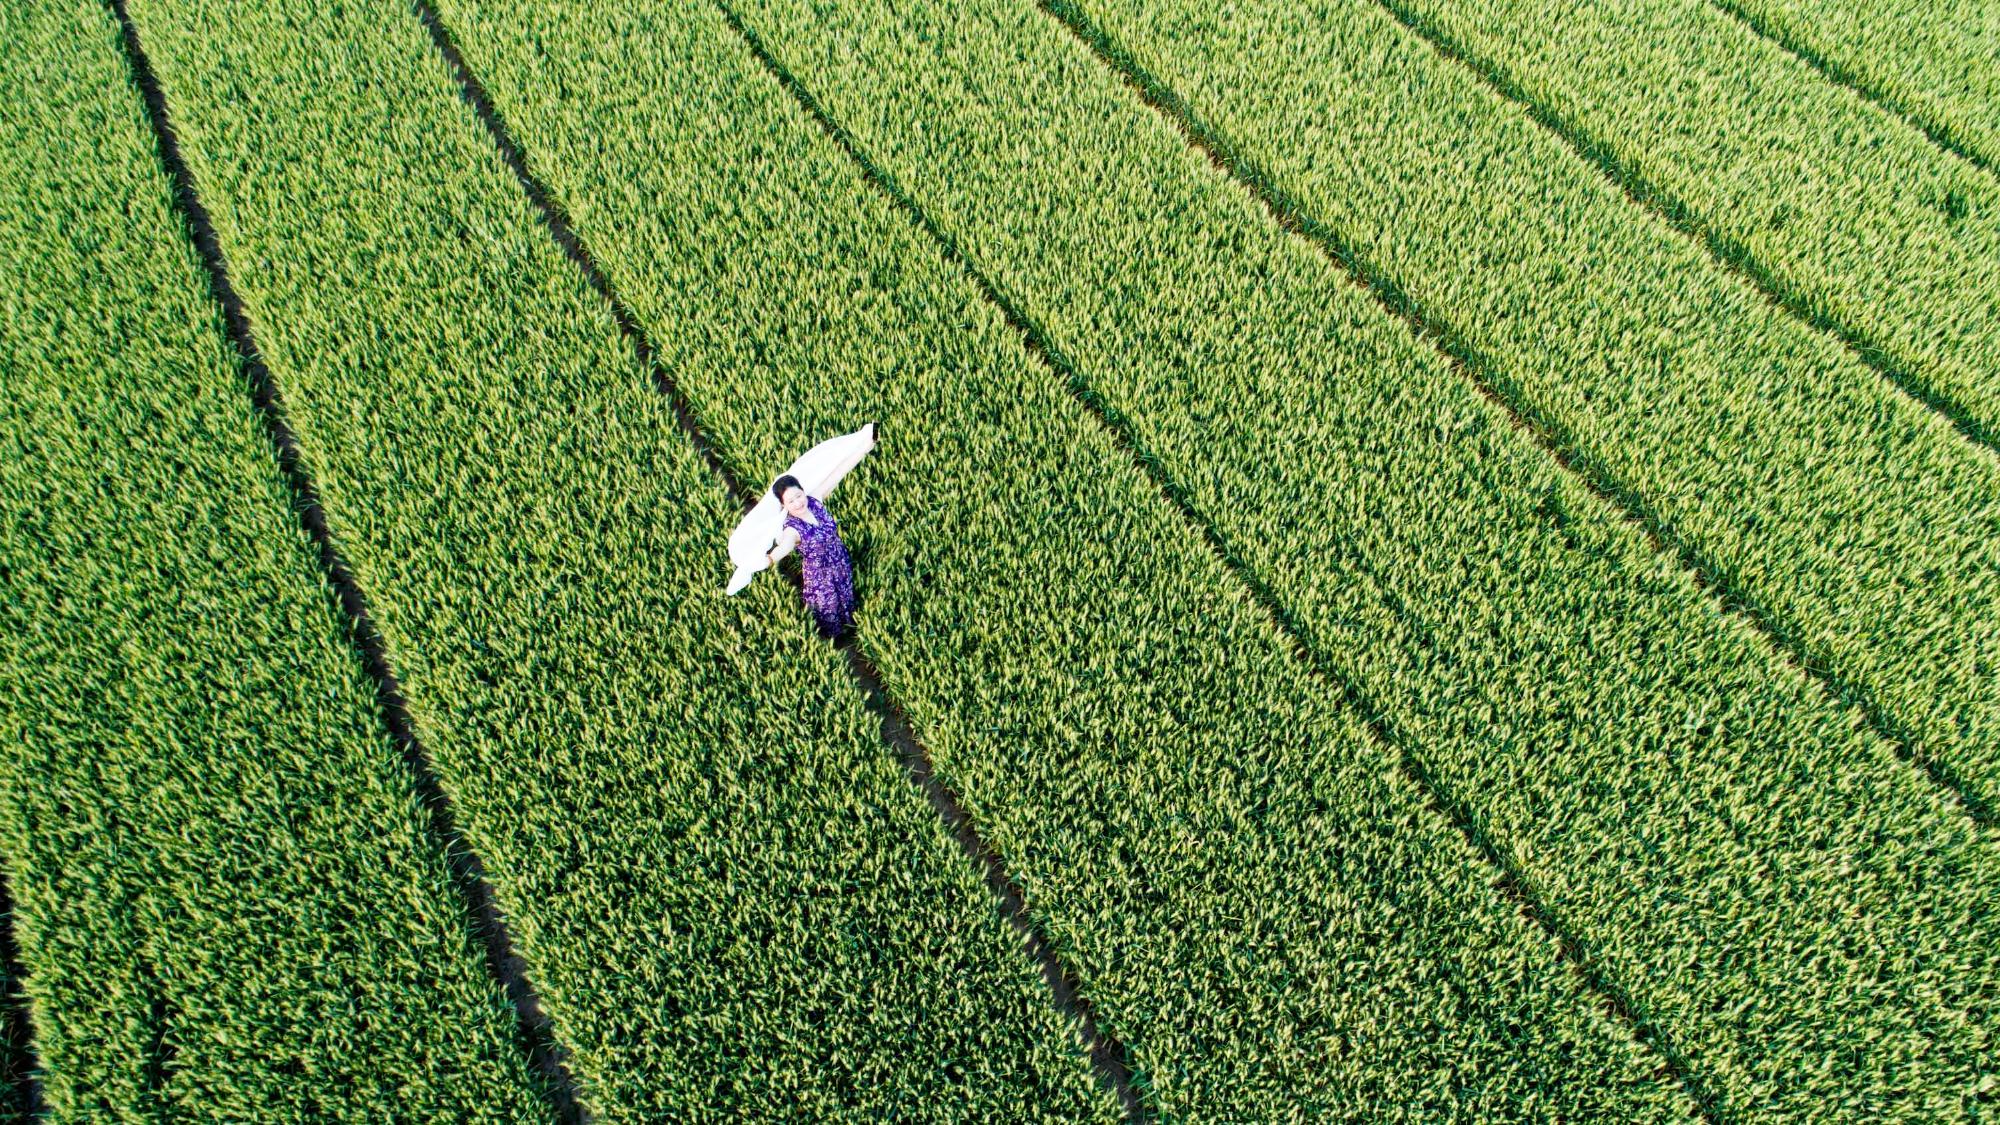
(2, 0), (1996, 1119)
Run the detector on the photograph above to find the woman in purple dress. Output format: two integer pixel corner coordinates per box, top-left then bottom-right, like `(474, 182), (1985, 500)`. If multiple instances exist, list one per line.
(765, 473), (858, 639)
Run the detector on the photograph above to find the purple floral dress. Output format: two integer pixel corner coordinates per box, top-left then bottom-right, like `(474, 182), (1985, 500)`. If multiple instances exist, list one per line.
(785, 495), (856, 637)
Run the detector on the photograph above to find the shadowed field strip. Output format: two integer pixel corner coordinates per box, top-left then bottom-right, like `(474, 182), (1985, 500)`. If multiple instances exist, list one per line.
(115, 0), (1121, 1118)
(710, 0), (2000, 1117)
(703, 2), (1717, 1114)
(1374, 0), (2000, 456)
(0, 877), (33, 1122)
(1045, 0), (2000, 818)
(1704, 0), (2000, 176)
(106, 0), (589, 1105)
(422, 0), (1712, 1118)
(0, 1), (548, 1117)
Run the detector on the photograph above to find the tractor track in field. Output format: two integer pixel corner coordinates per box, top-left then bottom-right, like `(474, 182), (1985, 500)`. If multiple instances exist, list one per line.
(135, 935), (178, 1111)
(710, 1), (1727, 1120)
(410, 3), (1150, 1118)
(0, 870), (44, 1119)
(1699, 0), (1996, 180)
(1032, 0), (1995, 838)
(1366, 0), (2000, 461)
(105, 3), (585, 1119)
(832, 639), (1152, 1122)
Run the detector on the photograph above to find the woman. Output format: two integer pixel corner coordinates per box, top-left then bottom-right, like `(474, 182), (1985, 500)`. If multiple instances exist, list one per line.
(722, 422), (876, 627)
(765, 473), (857, 639)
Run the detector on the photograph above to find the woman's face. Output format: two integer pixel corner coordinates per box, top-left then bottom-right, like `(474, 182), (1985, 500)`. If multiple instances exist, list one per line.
(781, 486), (808, 517)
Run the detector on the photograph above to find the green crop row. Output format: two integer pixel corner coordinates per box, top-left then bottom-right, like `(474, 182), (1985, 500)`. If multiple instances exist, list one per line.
(1387, 0), (2000, 446)
(0, 1), (545, 1118)
(1709, 0), (2000, 174)
(710, 0), (2000, 1116)
(117, 0), (1114, 1118)
(422, 0), (1704, 1118)
(1060, 0), (2000, 816)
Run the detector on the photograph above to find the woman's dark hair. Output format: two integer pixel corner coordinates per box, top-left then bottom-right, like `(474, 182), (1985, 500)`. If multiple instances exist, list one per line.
(771, 474), (804, 501)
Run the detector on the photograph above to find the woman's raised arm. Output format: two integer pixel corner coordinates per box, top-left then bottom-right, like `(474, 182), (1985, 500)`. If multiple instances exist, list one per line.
(807, 422), (877, 499)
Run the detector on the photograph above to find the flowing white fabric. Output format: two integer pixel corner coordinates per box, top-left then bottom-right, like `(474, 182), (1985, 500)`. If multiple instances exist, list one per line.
(725, 423), (876, 594)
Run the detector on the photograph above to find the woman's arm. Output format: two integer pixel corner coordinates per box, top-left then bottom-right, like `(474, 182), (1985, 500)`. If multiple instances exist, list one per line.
(808, 422), (877, 499)
(766, 526), (799, 565)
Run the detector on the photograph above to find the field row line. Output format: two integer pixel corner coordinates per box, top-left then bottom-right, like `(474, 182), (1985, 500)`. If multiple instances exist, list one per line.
(0, 871), (41, 1119)
(1701, 0), (1995, 179)
(408, 2), (1148, 1117)
(708, 0), (1724, 1117)
(1366, 0), (2000, 459)
(411, 0), (1721, 1111)
(1034, 0), (1993, 833)
(102, 1), (584, 1117)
